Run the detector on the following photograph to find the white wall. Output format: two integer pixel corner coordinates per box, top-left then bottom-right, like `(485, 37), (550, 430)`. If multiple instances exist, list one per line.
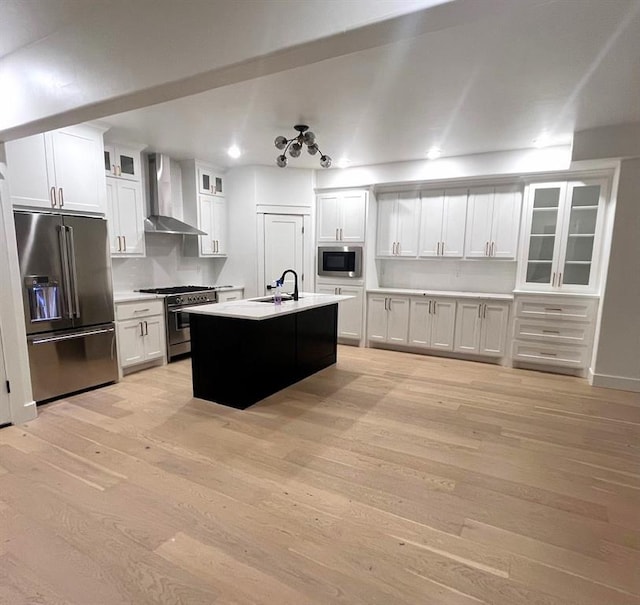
(0, 143), (37, 424)
(590, 158), (640, 391)
(220, 165), (315, 298)
(315, 146), (572, 189)
(378, 259), (517, 293)
(219, 166), (259, 297)
(111, 235), (226, 291)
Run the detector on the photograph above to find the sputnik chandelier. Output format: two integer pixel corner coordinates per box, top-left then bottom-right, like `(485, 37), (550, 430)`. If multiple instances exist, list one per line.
(274, 124), (332, 168)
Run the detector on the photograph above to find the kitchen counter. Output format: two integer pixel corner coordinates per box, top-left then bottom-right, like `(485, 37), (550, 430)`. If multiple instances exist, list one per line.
(187, 292), (350, 409)
(181, 291), (352, 320)
(367, 288), (514, 300)
(113, 291), (165, 303)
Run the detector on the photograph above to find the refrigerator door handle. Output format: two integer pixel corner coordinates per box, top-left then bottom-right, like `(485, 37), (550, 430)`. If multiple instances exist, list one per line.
(58, 226), (74, 319)
(29, 326), (115, 345)
(65, 226), (81, 318)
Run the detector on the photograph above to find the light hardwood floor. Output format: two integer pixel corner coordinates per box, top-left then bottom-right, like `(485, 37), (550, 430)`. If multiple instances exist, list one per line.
(1, 345), (639, 605)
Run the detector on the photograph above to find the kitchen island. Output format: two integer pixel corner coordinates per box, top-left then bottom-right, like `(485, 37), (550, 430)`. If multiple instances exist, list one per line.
(183, 292), (352, 409)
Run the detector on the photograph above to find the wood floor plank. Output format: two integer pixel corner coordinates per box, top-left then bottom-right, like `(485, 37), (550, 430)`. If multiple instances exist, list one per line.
(1, 345), (639, 604)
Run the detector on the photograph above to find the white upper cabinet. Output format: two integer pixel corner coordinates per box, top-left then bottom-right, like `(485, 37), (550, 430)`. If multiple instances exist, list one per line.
(106, 178), (146, 256)
(517, 178), (607, 293)
(376, 191), (420, 257)
(197, 165), (224, 195)
(6, 123), (107, 214)
(317, 190), (367, 243)
(198, 195), (227, 256)
(103, 143), (144, 181)
(418, 188), (467, 258)
(465, 185), (521, 259)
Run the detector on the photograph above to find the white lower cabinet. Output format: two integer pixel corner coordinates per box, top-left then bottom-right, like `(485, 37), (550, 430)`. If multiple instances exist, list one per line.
(453, 300), (510, 357)
(318, 284), (364, 340)
(408, 297), (456, 351)
(367, 295), (409, 344)
(368, 291), (511, 360)
(511, 294), (598, 370)
(217, 288), (244, 303)
(115, 300), (166, 371)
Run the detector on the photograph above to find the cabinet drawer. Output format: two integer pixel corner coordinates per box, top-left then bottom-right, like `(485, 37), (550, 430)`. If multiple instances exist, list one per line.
(514, 297), (598, 321)
(217, 289), (244, 303)
(513, 319), (591, 346)
(512, 341), (590, 368)
(116, 299), (164, 321)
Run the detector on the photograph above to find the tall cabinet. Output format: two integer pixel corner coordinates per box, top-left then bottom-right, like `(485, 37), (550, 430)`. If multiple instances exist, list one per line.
(181, 159), (227, 257)
(104, 141), (146, 256)
(316, 189), (368, 344)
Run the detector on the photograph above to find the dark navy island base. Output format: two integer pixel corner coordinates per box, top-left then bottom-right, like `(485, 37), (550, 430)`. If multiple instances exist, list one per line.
(190, 303), (338, 409)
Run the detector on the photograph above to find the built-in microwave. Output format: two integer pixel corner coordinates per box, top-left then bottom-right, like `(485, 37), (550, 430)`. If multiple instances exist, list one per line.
(317, 246), (363, 278)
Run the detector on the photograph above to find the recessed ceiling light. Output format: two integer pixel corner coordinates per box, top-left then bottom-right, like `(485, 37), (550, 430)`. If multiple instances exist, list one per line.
(533, 133), (551, 149)
(227, 144), (241, 159)
(337, 157), (351, 169)
(426, 147), (442, 160)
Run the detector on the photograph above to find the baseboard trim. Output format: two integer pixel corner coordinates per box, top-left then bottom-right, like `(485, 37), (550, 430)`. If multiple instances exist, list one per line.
(12, 399), (37, 424)
(588, 369), (640, 393)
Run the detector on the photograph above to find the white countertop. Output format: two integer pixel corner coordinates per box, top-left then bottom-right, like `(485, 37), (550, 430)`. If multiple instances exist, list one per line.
(181, 292), (353, 320)
(113, 285), (244, 304)
(113, 291), (165, 303)
(512, 289), (600, 299)
(367, 288), (514, 301)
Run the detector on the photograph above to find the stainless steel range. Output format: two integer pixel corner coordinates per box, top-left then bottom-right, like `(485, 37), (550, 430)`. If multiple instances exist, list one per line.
(137, 285), (230, 361)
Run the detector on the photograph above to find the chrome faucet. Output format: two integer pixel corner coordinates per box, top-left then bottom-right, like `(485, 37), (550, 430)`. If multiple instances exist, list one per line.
(278, 269), (299, 301)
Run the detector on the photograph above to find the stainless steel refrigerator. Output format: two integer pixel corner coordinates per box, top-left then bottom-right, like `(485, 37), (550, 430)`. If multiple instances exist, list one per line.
(14, 210), (118, 403)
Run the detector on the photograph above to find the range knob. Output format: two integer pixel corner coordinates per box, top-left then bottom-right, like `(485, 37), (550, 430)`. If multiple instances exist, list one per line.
(175, 296), (183, 304)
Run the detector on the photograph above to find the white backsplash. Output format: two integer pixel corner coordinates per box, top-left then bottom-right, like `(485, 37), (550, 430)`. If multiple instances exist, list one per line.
(378, 259), (517, 293)
(111, 233), (225, 290)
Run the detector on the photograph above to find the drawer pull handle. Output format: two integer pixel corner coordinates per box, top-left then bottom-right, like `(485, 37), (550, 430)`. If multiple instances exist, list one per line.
(133, 308), (150, 313)
(540, 351), (558, 356)
(545, 308), (563, 312)
(542, 329), (560, 334)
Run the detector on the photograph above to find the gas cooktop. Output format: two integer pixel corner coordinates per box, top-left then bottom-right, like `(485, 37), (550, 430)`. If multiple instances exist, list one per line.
(138, 285), (232, 295)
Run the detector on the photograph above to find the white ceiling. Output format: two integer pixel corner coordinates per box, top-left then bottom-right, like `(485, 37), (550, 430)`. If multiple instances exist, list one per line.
(5, 0), (640, 170)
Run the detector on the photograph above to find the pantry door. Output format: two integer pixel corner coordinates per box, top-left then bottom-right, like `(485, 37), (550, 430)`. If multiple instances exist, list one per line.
(263, 214), (304, 296)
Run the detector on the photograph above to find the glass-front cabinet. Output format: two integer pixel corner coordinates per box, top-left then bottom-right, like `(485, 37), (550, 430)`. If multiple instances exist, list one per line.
(103, 144), (142, 181)
(518, 178), (607, 292)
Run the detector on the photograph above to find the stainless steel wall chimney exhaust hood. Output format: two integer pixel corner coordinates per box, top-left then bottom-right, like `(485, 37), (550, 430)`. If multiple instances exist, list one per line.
(144, 153), (207, 235)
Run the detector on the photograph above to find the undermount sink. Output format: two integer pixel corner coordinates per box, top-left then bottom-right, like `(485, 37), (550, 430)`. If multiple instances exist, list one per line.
(253, 295), (301, 303)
